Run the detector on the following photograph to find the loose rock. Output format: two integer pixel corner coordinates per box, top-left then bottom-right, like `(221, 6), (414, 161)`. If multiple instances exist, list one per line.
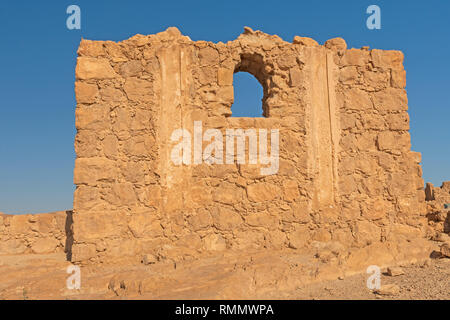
(386, 267), (404, 277)
(374, 284), (400, 296)
(142, 254), (158, 265)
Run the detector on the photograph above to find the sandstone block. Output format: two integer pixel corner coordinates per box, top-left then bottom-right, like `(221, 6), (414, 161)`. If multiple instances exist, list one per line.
(339, 66), (359, 84)
(73, 212), (124, 241)
(123, 135), (154, 157)
(361, 198), (388, 221)
(386, 266), (404, 276)
(188, 209), (213, 231)
(247, 183), (281, 202)
(391, 69), (406, 88)
(441, 243), (450, 258)
(100, 87), (126, 102)
(386, 113), (409, 131)
(289, 68), (303, 87)
(31, 238), (59, 254)
(343, 88), (372, 110)
(75, 104), (110, 131)
(277, 54), (297, 70)
(290, 201), (311, 223)
(123, 78), (153, 102)
(203, 233), (226, 251)
(312, 229), (332, 242)
(288, 225), (310, 249)
(128, 213), (148, 238)
(292, 36), (319, 47)
(187, 185), (213, 208)
(217, 68), (233, 86)
(340, 49), (369, 66)
(213, 182), (243, 205)
(212, 207), (242, 231)
(377, 131), (410, 152)
(111, 182), (137, 206)
(75, 130), (100, 157)
(371, 49), (403, 69)
(73, 185), (100, 211)
(425, 183), (435, 201)
(71, 243), (97, 262)
(75, 82), (98, 104)
(338, 174), (357, 196)
(324, 37), (347, 52)
(362, 69), (390, 89)
(102, 134), (118, 159)
(372, 88), (408, 112)
(283, 180), (299, 202)
(0, 239), (27, 255)
(75, 57), (117, 79)
(245, 212), (278, 230)
(355, 220), (381, 245)
(198, 66), (217, 85)
(78, 39), (105, 57)
(120, 60), (143, 77)
(374, 284), (400, 296)
(198, 47), (219, 66)
(218, 85), (234, 104)
(104, 42), (128, 62)
(73, 157), (117, 186)
(141, 254), (157, 265)
(36, 214), (55, 234)
(9, 214), (30, 234)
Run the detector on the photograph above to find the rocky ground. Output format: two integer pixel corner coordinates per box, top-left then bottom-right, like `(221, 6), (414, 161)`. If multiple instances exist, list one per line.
(0, 248), (448, 300)
(294, 258), (449, 299)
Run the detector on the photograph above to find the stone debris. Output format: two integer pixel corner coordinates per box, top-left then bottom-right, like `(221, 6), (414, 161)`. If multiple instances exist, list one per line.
(440, 243), (450, 258)
(374, 284), (401, 296)
(386, 267), (404, 277)
(141, 254), (157, 265)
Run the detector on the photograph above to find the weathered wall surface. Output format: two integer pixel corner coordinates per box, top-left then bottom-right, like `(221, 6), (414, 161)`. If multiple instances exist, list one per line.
(72, 27), (428, 264)
(0, 211), (70, 255)
(425, 182), (450, 238)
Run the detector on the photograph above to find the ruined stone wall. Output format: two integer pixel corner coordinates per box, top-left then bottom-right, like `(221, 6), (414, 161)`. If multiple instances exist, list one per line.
(72, 27), (427, 264)
(332, 41), (426, 247)
(0, 211), (70, 255)
(425, 182), (450, 238)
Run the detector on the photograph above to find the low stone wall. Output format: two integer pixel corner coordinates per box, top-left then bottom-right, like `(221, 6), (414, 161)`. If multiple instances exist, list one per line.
(0, 211), (72, 255)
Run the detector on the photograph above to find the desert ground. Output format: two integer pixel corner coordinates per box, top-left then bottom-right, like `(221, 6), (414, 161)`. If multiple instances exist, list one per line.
(0, 245), (448, 300)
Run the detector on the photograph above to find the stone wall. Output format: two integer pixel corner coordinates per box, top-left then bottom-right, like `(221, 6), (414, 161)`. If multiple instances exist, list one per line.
(72, 27), (428, 264)
(0, 211), (71, 255)
(425, 182), (450, 238)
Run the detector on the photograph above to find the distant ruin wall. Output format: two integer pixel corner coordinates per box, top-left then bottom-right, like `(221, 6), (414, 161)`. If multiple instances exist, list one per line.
(0, 211), (70, 255)
(72, 27), (427, 264)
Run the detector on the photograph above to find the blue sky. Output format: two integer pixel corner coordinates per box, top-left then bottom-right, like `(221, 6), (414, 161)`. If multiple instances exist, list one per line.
(0, 0), (448, 214)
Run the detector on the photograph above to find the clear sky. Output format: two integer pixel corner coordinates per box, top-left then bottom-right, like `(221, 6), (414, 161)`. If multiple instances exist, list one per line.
(0, 0), (449, 214)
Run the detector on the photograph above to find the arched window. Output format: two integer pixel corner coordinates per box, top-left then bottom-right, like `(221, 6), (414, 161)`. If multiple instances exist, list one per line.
(231, 72), (264, 117)
(230, 53), (269, 118)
